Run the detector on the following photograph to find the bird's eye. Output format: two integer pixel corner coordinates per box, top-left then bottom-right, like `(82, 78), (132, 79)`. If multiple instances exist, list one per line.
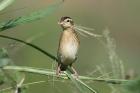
(66, 20), (70, 22)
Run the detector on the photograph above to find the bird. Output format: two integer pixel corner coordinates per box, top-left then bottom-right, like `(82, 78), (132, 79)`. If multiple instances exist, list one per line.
(57, 16), (80, 76)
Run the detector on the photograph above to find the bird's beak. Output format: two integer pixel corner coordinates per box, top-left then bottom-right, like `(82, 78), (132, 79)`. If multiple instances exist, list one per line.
(58, 22), (63, 25)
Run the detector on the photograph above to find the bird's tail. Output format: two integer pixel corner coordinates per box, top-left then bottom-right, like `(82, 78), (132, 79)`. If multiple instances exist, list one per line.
(60, 64), (68, 71)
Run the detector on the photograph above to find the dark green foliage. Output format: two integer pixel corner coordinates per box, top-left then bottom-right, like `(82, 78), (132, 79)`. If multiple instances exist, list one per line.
(122, 78), (140, 93)
(0, 48), (25, 93)
(0, 72), (5, 85)
(0, 48), (11, 67)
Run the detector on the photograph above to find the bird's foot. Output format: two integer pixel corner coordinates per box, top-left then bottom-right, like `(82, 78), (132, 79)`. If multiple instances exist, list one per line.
(71, 66), (79, 79)
(72, 72), (79, 79)
(56, 72), (59, 77)
(56, 71), (61, 78)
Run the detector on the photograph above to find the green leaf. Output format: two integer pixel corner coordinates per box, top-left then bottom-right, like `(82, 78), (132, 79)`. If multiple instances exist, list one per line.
(2, 65), (133, 93)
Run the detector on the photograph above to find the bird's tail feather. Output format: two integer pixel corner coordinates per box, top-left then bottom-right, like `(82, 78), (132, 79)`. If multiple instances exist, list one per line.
(60, 64), (68, 71)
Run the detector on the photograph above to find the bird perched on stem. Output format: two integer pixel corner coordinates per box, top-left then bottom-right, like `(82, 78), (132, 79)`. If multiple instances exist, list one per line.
(56, 16), (102, 77)
(57, 16), (80, 77)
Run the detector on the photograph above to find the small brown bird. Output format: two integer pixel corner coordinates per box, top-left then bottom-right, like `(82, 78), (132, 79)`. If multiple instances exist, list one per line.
(57, 16), (80, 76)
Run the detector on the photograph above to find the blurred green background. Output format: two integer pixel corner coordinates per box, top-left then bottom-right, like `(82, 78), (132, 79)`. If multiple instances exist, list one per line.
(0, 0), (140, 93)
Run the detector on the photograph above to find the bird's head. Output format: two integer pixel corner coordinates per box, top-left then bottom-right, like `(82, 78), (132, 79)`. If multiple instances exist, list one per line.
(58, 16), (74, 29)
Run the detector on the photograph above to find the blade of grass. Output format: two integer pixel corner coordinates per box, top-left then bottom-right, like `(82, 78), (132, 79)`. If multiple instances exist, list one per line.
(65, 67), (97, 93)
(76, 79), (97, 93)
(0, 34), (58, 61)
(64, 70), (86, 93)
(65, 70), (97, 93)
(3, 66), (129, 83)
(0, 80), (46, 92)
(0, 0), (63, 31)
(0, 0), (16, 11)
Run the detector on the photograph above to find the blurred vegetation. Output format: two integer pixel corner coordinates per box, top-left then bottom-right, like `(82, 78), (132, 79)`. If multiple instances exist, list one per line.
(0, 0), (140, 93)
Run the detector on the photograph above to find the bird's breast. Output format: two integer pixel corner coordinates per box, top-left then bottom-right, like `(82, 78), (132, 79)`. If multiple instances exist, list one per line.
(59, 30), (79, 61)
(62, 39), (78, 59)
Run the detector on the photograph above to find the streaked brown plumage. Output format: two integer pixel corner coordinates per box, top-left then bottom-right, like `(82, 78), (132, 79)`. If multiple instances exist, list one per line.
(57, 16), (79, 76)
